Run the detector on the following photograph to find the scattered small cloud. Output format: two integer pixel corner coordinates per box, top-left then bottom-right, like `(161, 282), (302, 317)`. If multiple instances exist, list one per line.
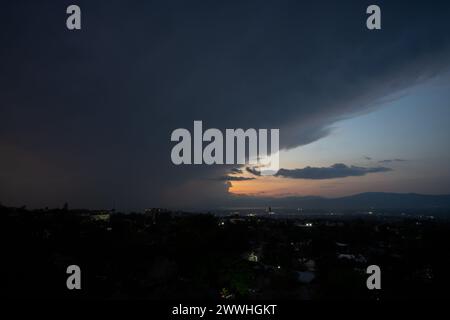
(217, 176), (255, 181)
(378, 159), (407, 163)
(246, 166), (261, 176)
(230, 168), (243, 174)
(275, 163), (392, 180)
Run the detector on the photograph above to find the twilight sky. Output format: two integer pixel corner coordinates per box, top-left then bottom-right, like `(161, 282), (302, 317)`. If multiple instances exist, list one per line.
(1, 0), (450, 210)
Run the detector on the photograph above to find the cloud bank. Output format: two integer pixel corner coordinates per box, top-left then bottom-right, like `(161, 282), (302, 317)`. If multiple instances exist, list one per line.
(275, 163), (392, 180)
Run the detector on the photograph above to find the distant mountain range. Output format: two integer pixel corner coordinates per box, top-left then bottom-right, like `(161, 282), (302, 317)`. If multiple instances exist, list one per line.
(228, 192), (450, 210)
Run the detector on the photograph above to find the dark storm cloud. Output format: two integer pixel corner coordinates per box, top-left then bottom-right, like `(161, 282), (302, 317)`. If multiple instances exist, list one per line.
(275, 163), (392, 180)
(1, 0), (450, 209)
(378, 159), (407, 163)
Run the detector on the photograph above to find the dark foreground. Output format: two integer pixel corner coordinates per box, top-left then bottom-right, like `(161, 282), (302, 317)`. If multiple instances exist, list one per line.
(2, 205), (450, 300)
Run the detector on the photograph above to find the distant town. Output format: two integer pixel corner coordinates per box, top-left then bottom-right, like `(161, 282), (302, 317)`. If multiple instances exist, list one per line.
(3, 202), (449, 299)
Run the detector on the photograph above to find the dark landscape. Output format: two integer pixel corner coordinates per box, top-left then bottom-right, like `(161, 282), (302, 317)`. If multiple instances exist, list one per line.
(3, 196), (450, 300)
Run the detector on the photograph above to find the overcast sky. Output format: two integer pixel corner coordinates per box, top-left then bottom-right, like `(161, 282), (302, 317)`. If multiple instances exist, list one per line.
(1, 0), (450, 210)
